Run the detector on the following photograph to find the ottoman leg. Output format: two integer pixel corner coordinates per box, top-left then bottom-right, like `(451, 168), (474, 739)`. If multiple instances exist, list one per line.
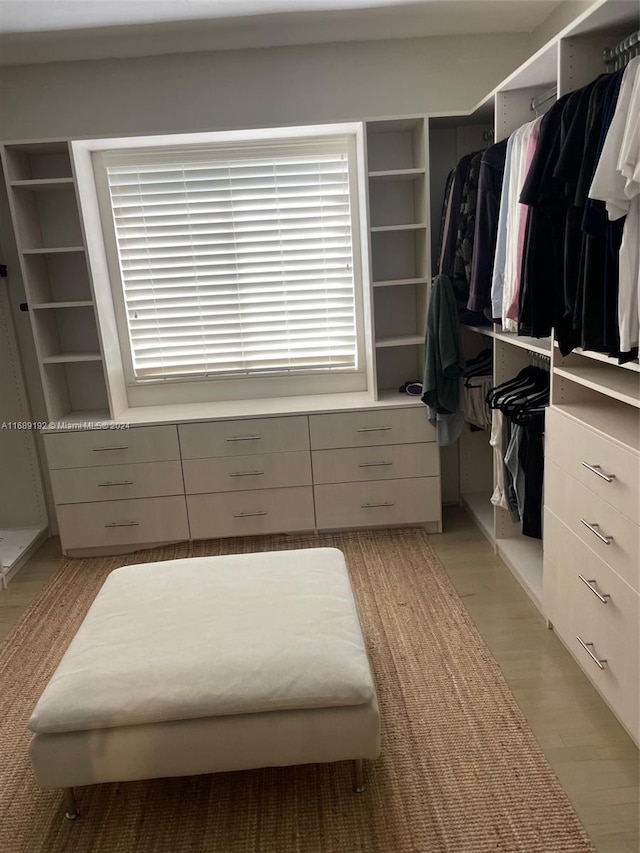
(353, 759), (365, 793)
(64, 787), (79, 820)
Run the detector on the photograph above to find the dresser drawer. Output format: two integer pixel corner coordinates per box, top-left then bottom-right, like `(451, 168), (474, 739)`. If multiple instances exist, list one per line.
(546, 408), (639, 523)
(179, 416), (309, 459)
(50, 461), (184, 504)
(183, 451), (311, 494)
(56, 496), (189, 550)
(187, 487), (315, 539)
(309, 407), (435, 450)
(543, 525), (639, 744)
(45, 426), (180, 470)
(312, 443), (439, 485)
(314, 477), (440, 529)
(545, 460), (639, 592)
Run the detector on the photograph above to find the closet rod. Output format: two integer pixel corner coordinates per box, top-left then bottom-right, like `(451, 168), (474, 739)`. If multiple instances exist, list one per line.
(603, 29), (640, 69)
(529, 85), (557, 113)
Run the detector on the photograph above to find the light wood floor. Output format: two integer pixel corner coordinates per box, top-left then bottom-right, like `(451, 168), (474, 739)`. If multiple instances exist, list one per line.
(1, 507), (638, 853)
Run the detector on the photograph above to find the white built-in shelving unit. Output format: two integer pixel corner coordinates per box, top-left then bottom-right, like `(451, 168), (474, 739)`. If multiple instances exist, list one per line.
(0, 141), (110, 424)
(429, 0), (639, 744)
(365, 118), (429, 396)
(0, 121), (431, 424)
(428, 0), (639, 615)
(0, 277), (47, 585)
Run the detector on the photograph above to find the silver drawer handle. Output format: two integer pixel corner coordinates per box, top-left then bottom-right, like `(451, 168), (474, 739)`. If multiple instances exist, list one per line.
(226, 435), (261, 442)
(361, 502), (395, 508)
(578, 574), (611, 603)
(356, 426), (392, 433)
(580, 519), (613, 545)
(93, 445), (129, 452)
(104, 521), (140, 528)
(233, 511), (268, 518)
(359, 461), (393, 468)
(98, 480), (133, 487)
(577, 637), (607, 670)
(582, 462), (615, 483)
(230, 471), (264, 477)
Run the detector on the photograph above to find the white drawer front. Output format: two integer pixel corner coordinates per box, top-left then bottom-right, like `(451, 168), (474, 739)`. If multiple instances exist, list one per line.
(314, 477), (440, 529)
(183, 451), (311, 494)
(51, 461), (184, 504)
(56, 496), (189, 550)
(45, 426), (180, 470)
(179, 416), (309, 459)
(546, 408), (639, 524)
(543, 530), (639, 744)
(545, 460), (639, 592)
(187, 487), (315, 539)
(309, 407), (435, 450)
(312, 443), (439, 485)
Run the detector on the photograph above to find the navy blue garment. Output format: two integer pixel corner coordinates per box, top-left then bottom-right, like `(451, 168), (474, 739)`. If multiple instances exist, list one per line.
(467, 138), (508, 316)
(518, 93), (574, 339)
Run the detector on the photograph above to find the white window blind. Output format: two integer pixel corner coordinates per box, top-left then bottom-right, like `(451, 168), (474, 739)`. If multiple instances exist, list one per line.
(103, 139), (358, 382)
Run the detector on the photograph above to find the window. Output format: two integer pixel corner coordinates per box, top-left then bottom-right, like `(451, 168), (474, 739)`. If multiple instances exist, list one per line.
(86, 125), (371, 407)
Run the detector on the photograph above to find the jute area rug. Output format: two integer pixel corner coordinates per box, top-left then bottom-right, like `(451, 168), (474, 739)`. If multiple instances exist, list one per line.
(0, 528), (594, 853)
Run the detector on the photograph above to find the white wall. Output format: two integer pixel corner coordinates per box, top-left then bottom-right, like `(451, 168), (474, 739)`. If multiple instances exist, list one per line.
(0, 33), (531, 141)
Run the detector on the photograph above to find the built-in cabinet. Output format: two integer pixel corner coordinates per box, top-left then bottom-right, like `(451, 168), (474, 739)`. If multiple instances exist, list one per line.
(428, 0), (639, 745)
(0, 275), (48, 585)
(43, 405), (441, 556)
(0, 118), (431, 423)
(366, 119), (429, 396)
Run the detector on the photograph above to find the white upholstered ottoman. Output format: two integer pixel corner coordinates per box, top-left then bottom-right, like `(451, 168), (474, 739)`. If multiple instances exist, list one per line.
(28, 548), (380, 819)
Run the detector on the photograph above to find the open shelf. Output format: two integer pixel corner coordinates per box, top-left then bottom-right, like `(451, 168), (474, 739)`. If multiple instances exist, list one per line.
(461, 492), (494, 544)
(41, 352), (103, 364)
(376, 335), (423, 348)
(459, 324), (495, 339)
(554, 343), (640, 373)
(0, 526), (48, 588)
(32, 301), (94, 309)
(496, 535), (543, 610)
(493, 330), (551, 355)
(22, 246), (85, 255)
(368, 168), (425, 180)
(2, 141), (71, 181)
(11, 178), (75, 191)
(555, 364), (640, 409)
(372, 277), (428, 289)
(370, 223), (426, 233)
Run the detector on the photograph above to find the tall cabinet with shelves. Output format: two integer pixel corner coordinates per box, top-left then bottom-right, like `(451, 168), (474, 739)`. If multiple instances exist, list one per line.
(365, 118), (430, 397)
(0, 141), (110, 423)
(427, 0), (639, 744)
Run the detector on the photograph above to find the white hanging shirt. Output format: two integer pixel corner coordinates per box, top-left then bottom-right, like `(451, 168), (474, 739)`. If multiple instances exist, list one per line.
(589, 57), (640, 353)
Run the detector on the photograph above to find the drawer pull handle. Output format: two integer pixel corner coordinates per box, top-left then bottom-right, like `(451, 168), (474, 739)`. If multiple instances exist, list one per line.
(578, 574), (611, 603)
(356, 426), (392, 433)
(582, 462), (615, 483)
(233, 511), (268, 518)
(230, 471), (264, 478)
(577, 637), (607, 670)
(359, 461), (393, 468)
(104, 521), (140, 528)
(361, 502), (395, 508)
(226, 435), (261, 442)
(93, 445), (129, 452)
(580, 519), (613, 545)
(98, 480), (134, 487)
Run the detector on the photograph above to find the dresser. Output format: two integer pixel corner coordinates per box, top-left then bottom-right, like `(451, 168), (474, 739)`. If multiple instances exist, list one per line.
(542, 407), (639, 745)
(43, 403), (441, 557)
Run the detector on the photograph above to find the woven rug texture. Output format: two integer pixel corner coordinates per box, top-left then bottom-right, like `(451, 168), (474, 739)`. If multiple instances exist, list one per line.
(0, 527), (595, 853)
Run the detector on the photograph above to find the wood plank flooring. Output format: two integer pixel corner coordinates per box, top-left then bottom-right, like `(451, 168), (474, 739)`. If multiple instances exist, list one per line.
(1, 507), (638, 853)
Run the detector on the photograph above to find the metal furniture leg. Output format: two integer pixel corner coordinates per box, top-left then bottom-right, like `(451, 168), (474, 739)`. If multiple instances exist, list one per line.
(64, 787), (79, 820)
(353, 759), (365, 793)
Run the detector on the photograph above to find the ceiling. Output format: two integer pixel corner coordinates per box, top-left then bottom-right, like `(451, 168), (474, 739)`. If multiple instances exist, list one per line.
(0, 0), (565, 66)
